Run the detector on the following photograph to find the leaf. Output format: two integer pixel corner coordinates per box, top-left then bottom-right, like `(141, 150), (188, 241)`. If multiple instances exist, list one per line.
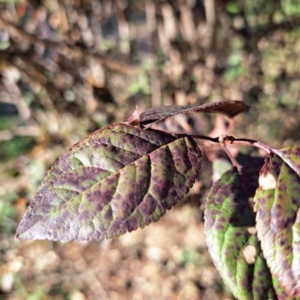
(272, 276), (298, 300)
(205, 167), (277, 300)
(16, 123), (202, 241)
(273, 146), (300, 175)
(137, 100), (249, 129)
(254, 154), (300, 297)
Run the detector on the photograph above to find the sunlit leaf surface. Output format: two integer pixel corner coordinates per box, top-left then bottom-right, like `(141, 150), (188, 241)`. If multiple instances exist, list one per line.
(16, 123), (202, 241)
(138, 100), (249, 128)
(254, 154), (300, 297)
(205, 167), (277, 300)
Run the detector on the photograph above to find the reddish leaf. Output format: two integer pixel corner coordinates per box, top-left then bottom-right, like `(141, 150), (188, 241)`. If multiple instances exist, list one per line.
(137, 100), (249, 129)
(16, 123), (201, 241)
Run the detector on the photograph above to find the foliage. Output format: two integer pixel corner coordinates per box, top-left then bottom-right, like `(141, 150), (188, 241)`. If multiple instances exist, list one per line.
(2, 0), (300, 298)
(16, 101), (300, 299)
(17, 123), (201, 240)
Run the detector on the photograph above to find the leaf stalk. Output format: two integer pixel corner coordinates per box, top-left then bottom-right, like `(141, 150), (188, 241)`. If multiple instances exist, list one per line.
(191, 135), (274, 154)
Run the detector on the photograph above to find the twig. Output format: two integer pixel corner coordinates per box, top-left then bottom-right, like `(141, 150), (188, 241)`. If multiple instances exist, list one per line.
(191, 134), (274, 154)
(0, 15), (137, 76)
(226, 118), (235, 135)
(228, 138), (274, 154)
(190, 134), (219, 143)
(221, 144), (241, 170)
(203, 0), (217, 50)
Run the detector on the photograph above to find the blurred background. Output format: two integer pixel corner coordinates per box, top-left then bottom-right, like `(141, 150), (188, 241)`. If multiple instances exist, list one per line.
(1, 0), (300, 299)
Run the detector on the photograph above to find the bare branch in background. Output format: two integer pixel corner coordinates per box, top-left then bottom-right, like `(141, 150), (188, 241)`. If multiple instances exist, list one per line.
(203, 0), (216, 51)
(0, 15), (137, 76)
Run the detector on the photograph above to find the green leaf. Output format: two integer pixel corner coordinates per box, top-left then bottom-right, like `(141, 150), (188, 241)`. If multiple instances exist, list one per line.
(205, 167), (277, 300)
(16, 123), (201, 241)
(135, 100), (249, 129)
(254, 154), (300, 297)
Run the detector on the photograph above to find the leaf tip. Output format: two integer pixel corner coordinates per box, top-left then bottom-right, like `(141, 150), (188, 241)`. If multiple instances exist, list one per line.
(15, 228), (30, 240)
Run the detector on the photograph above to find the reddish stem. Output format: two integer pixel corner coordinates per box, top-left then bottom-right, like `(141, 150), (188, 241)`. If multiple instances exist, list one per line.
(191, 135), (275, 154)
(190, 135), (219, 143)
(221, 144), (241, 170)
(228, 138), (274, 154)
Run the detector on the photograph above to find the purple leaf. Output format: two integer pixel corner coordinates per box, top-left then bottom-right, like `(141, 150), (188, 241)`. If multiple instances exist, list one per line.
(137, 100), (249, 129)
(16, 123), (202, 241)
